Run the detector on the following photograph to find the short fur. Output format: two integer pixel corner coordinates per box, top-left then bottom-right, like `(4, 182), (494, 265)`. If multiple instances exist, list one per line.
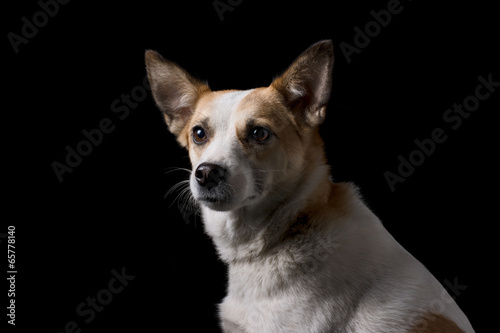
(145, 40), (474, 333)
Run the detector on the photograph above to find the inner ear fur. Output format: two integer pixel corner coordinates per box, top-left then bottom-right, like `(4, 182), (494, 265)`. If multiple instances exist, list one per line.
(271, 40), (334, 127)
(145, 50), (210, 144)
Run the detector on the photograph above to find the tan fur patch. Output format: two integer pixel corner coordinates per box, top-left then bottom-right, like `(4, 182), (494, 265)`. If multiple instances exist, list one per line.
(281, 182), (355, 242)
(235, 88), (298, 137)
(234, 87), (303, 163)
(327, 182), (355, 215)
(409, 312), (464, 333)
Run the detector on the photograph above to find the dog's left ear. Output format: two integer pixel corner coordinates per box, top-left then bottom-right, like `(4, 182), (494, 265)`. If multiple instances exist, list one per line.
(271, 40), (334, 127)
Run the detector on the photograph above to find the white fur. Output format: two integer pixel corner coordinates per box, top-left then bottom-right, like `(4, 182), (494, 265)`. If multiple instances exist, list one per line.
(190, 92), (474, 333)
(207, 169), (474, 332)
(190, 90), (256, 212)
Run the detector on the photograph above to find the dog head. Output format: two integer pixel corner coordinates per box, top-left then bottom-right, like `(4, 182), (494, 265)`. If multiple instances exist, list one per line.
(145, 40), (334, 212)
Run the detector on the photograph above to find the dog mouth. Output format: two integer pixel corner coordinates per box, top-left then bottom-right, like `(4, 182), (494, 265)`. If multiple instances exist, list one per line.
(194, 184), (235, 208)
(197, 195), (234, 211)
(198, 193), (228, 203)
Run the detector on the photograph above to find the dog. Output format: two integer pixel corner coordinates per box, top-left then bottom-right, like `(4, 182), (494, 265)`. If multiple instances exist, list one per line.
(145, 40), (474, 333)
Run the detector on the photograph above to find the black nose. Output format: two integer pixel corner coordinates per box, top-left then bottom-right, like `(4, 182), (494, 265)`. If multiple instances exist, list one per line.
(195, 163), (227, 190)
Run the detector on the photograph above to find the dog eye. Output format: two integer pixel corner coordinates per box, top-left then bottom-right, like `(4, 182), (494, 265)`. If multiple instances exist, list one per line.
(193, 126), (208, 144)
(251, 127), (270, 142)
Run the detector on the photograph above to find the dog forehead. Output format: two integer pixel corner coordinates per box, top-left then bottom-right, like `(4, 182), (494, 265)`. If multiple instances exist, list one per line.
(235, 87), (286, 119)
(196, 89), (254, 127)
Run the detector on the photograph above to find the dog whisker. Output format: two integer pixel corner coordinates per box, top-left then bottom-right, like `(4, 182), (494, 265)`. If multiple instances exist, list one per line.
(168, 184), (190, 209)
(164, 167), (192, 175)
(165, 179), (190, 199)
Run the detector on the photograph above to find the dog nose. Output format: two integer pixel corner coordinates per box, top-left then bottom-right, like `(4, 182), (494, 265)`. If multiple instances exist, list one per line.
(195, 163), (226, 190)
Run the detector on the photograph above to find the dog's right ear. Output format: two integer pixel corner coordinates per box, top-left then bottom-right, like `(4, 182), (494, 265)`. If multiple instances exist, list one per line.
(145, 50), (210, 145)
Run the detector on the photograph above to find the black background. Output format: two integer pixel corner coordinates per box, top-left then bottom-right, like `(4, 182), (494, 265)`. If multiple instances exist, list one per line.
(4, 0), (498, 332)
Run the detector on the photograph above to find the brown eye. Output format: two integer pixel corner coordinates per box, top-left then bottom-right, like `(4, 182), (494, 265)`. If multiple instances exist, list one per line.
(193, 126), (208, 144)
(251, 127), (270, 142)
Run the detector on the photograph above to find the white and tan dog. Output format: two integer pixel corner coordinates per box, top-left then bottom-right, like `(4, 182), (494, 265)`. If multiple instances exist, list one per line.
(145, 41), (474, 333)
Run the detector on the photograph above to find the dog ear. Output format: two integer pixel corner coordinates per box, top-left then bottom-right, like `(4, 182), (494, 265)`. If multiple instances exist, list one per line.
(271, 40), (334, 127)
(145, 50), (210, 141)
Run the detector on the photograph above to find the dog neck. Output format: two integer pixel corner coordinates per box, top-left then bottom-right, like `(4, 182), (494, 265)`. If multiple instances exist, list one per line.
(201, 143), (332, 264)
